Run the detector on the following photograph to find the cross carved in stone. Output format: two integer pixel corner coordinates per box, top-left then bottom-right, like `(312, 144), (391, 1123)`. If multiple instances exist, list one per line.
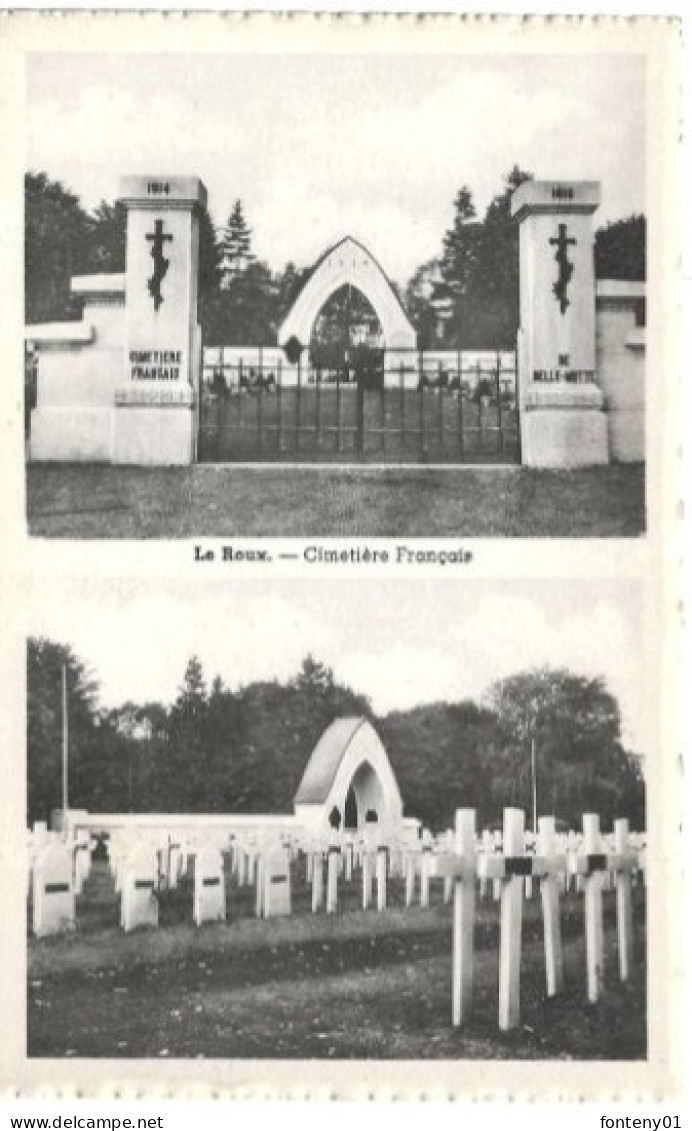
(146, 219), (173, 312)
(549, 223), (576, 315)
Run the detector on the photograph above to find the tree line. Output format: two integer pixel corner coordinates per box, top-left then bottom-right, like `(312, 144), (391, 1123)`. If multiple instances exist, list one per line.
(25, 169), (646, 351)
(27, 638), (645, 833)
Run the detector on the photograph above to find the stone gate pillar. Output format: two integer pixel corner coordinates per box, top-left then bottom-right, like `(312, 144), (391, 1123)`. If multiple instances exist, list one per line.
(113, 175), (206, 465)
(511, 180), (608, 467)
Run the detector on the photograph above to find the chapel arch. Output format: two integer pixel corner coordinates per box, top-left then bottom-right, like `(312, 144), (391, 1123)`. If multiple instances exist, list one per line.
(293, 717), (404, 839)
(344, 759), (386, 829)
(278, 237), (416, 352)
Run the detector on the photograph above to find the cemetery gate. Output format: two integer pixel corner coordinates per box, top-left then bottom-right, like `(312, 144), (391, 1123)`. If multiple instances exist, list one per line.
(198, 345), (520, 464)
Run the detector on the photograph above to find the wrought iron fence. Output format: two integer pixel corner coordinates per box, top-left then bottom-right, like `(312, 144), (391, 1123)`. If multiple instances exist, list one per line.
(198, 345), (519, 465)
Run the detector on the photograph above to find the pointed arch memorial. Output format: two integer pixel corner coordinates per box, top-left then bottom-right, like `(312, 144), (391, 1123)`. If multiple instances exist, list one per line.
(293, 717), (404, 837)
(278, 237), (416, 352)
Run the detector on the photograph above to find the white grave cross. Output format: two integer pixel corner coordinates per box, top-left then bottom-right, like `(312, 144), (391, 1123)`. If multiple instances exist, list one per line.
(121, 846), (159, 932)
(569, 814), (638, 999)
(326, 846), (340, 914)
(435, 809), (477, 1026)
(194, 845), (226, 926)
(32, 843), (75, 938)
(262, 844), (292, 918)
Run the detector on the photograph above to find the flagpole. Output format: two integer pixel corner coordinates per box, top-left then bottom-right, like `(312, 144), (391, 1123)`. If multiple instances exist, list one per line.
(531, 735), (537, 835)
(62, 662), (69, 818)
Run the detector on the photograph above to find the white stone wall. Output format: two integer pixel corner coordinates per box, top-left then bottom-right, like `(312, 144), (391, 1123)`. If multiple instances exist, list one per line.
(28, 284), (126, 462)
(34, 346), (118, 408)
(26, 269), (645, 465)
(87, 298), (127, 351)
(69, 811), (304, 844)
(595, 282), (645, 463)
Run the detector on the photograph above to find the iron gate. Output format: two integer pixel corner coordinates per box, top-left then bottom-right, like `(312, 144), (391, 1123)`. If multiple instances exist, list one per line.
(198, 346), (520, 464)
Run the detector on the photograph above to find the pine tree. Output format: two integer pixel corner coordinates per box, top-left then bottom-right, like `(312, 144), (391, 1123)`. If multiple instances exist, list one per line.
(440, 186), (481, 294)
(164, 656), (209, 809)
(176, 655), (207, 713)
(221, 199), (254, 287)
(292, 654), (335, 698)
(438, 185), (484, 347)
(473, 166), (533, 346)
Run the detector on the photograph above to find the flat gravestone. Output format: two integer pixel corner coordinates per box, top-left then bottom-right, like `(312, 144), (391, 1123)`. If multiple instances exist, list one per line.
(32, 843), (75, 938)
(262, 845), (291, 918)
(121, 846), (159, 932)
(194, 845), (226, 926)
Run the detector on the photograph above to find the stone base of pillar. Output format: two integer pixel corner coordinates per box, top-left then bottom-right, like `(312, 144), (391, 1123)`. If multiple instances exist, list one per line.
(520, 384), (609, 467)
(112, 394), (196, 466)
(521, 408), (609, 468)
(30, 408), (113, 462)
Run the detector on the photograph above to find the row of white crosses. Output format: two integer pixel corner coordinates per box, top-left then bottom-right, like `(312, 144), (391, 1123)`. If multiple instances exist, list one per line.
(30, 823), (107, 936)
(114, 830), (296, 930)
(31, 822), (404, 935)
(31, 823), (312, 938)
(26, 820), (437, 938)
(435, 808), (642, 1031)
(118, 835), (231, 931)
(230, 834), (263, 888)
(305, 827), (413, 914)
(31, 812), (644, 974)
(30, 828), (231, 936)
(229, 833), (273, 900)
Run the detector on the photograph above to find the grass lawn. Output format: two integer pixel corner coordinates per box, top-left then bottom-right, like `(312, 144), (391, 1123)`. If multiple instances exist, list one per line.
(26, 462), (646, 538)
(27, 863), (646, 1060)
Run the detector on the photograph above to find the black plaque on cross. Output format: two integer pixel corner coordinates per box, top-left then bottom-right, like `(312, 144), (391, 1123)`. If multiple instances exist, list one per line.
(549, 223), (576, 315)
(146, 219), (173, 312)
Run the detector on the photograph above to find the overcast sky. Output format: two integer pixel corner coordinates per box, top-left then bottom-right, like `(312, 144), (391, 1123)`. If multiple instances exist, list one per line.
(27, 576), (650, 757)
(27, 52), (646, 285)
